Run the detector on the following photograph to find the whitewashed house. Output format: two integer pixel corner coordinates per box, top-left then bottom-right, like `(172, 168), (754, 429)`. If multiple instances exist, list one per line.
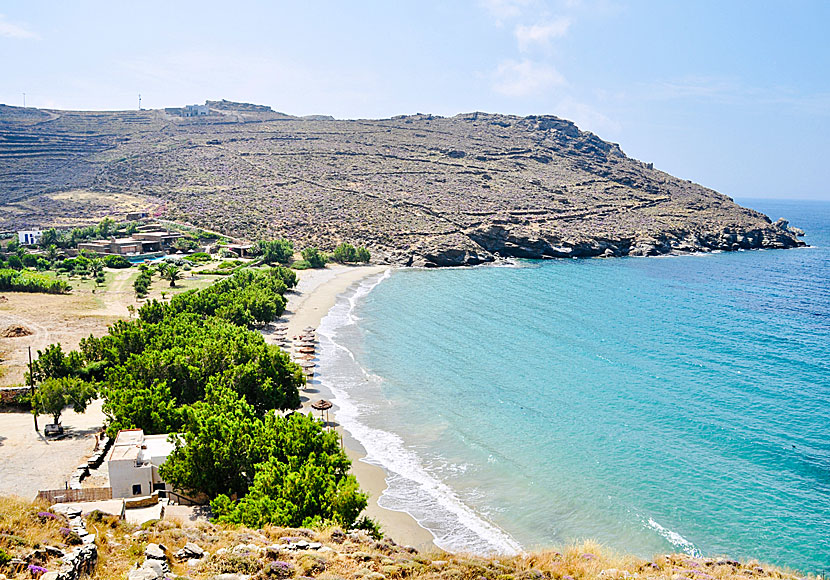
(184, 104), (209, 116)
(107, 429), (176, 498)
(17, 230), (43, 246)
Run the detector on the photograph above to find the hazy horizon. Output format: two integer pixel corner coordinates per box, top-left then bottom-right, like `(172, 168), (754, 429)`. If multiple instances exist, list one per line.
(2, 1), (828, 200)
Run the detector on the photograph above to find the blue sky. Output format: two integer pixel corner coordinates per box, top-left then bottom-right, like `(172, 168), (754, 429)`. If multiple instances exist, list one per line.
(1, 0), (828, 200)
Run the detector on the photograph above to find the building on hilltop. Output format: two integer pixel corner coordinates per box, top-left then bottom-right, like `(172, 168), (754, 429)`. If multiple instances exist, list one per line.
(107, 429), (176, 498)
(184, 104), (209, 117)
(17, 230), (43, 246)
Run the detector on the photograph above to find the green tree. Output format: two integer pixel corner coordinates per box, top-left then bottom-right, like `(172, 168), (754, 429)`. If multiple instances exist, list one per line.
(45, 244), (60, 265)
(88, 258), (104, 278)
(172, 238), (198, 253)
(39, 229), (59, 249)
(208, 411), (366, 529)
(96, 218), (115, 239)
(161, 265), (182, 287)
(32, 376), (97, 425)
(6, 237), (20, 254)
(255, 239), (294, 265)
(159, 384), (262, 498)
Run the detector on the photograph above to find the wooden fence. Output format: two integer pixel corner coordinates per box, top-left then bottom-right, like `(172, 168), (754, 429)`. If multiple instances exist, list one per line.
(36, 487), (112, 504)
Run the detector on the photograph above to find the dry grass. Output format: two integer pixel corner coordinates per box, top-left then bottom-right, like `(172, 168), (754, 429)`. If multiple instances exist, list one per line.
(0, 496), (808, 580)
(0, 496), (80, 571)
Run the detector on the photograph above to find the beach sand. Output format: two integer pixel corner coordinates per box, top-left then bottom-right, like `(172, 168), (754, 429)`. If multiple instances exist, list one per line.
(265, 264), (439, 552)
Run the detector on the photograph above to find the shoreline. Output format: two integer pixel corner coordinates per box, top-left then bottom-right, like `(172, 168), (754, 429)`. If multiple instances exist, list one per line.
(266, 264), (439, 552)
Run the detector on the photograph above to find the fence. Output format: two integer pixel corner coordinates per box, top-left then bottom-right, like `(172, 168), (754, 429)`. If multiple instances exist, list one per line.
(36, 487), (113, 504)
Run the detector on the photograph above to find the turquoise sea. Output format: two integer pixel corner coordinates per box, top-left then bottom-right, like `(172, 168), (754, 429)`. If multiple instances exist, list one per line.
(316, 199), (830, 572)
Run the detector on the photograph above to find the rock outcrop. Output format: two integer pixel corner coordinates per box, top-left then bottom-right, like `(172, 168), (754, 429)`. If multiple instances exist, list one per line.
(0, 104), (805, 266)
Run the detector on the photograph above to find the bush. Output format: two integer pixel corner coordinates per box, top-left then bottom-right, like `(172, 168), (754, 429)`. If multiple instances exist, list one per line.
(134, 268), (153, 297)
(291, 260), (312, 270)
(330, 243), (370, 264)
(184, 252), (211, 263)
(211, 552), (262, 575)
(0, 547), (12, 566)
(301, 247), (327, 268)
(353, 516), (384, 540)
(0, 269), (71, 294)
(103, 255), (132, 268)
(255, 239), (294, 265)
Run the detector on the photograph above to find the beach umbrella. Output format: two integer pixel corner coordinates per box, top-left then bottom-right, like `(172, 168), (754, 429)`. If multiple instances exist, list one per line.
(311, 399), (333, 424)
(299, 360), (316, 368)
(298, 347), (316, 353)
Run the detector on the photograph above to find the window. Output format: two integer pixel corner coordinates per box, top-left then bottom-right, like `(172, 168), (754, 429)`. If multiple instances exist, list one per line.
(132, 484), (142, 496)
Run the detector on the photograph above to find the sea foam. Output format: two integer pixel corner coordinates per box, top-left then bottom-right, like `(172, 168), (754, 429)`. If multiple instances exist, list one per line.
(317, 271), (522, 555)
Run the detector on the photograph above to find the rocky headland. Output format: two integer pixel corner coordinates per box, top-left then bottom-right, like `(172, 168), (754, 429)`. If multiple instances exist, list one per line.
(0, 102), (805, 266)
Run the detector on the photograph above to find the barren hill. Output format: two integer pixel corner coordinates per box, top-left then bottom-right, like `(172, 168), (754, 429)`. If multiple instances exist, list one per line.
(0, 101), (804, 266)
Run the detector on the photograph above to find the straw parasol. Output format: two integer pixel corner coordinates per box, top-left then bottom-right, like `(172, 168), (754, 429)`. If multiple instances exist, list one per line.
(311, 399), (333, 424)
(299, 360), (316, 368)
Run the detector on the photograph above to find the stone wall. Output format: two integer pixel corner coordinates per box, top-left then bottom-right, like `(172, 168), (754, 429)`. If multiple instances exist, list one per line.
(41, 506), (98, 580)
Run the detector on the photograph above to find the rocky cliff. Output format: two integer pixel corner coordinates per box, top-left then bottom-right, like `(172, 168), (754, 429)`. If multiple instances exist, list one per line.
(0, 102), (804, 266)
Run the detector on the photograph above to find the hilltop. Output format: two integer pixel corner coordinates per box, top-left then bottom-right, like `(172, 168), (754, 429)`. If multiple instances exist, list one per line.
(0, 101), (804, 266)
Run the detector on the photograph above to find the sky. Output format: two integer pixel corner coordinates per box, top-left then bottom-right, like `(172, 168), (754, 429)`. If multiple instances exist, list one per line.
(1, 0), (828, 200)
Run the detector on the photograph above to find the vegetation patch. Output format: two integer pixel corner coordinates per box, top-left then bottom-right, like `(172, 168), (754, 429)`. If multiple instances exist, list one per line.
(0, 269), (71, 294)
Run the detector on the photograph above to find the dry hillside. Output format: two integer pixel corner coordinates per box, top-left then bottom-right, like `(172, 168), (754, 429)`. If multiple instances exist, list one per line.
(0, 101), (804, 266)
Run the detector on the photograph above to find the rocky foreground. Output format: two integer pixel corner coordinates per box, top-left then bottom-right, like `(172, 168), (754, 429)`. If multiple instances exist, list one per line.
(0, 102), (805, 266)
(0, 497), (806, 580)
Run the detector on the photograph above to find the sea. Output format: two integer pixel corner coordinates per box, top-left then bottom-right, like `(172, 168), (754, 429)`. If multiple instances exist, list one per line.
(316, 199), (830, 573)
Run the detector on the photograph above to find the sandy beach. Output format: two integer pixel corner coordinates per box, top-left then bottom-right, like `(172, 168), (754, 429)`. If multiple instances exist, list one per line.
(265, 264), (439, 552)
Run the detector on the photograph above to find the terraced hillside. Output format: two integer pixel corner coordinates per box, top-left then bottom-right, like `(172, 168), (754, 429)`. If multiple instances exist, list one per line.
(0, 102), (804, 266)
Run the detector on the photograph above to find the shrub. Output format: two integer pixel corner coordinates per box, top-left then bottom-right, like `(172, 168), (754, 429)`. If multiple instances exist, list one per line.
(330, 243), (370, 264)
(291, 260), (312, 270)
(255, 239), (294, 265)
(103, 255), (132, 268)
(352, 516), (383, 540)
(301, 248), (327, 268)
(0, 547), (12, 566)
(0, 269), (71, 294)
(210, 552), (261, 574)
(184, 252), (211, 263)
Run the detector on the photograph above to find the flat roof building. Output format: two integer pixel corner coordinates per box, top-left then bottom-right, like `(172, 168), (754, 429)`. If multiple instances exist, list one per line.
(107, 429), (176, 499)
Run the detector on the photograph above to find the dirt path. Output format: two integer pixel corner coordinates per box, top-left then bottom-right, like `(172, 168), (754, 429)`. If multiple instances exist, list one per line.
(83, 268), (137, 318)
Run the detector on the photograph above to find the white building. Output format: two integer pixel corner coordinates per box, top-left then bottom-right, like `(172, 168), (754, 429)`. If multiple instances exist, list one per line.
(17, 230), (43, 246)
(184, 104), (209, 117)
(107, 429), (176, 498)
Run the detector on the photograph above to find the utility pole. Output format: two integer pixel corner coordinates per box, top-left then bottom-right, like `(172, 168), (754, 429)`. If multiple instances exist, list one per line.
(28, 346), (38, 432)
(138, 93), (141, 110)
(22, 92), (26, 108)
